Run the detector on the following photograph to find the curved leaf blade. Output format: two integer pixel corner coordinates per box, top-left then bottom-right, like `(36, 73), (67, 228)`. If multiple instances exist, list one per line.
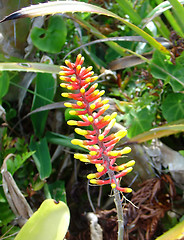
(129, 123), (184, 143)
(0, 62), (60, 74)
(0, 1), (169, 54)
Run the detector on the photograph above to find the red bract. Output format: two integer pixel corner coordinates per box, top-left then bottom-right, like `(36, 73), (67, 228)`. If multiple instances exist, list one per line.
(60, 54), (135, 193)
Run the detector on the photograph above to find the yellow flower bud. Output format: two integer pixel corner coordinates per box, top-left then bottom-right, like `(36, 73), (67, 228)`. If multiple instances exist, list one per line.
(75, 128), (88, 136)
(89, 151), (97, 156)
(87, 173), (96, 179)
(111, 183), (116, 189)
(61, 93), (69, 98)
(121, 147), (131, 154)
(64, 102), (72, 108)
(67, 120), (77, 126)
(80, 88), (85, 94)
(69, 110), (77, 115)
(98, 134), (104, 141)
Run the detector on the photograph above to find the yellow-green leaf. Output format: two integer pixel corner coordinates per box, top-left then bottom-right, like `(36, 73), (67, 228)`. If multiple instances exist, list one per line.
(15, 199), (70, 240)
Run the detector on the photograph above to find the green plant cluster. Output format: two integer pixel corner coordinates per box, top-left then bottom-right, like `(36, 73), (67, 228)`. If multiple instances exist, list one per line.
(0, 0), (184, 239)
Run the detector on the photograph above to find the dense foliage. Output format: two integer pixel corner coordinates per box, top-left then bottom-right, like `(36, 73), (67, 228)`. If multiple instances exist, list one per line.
(0, 0), (184, 239)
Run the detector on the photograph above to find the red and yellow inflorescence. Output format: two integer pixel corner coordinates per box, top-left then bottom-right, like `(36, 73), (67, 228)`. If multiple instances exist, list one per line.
(60, 54), (135, 193)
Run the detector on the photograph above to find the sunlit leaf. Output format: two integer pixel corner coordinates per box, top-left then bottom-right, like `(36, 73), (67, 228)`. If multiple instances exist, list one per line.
(129, 123), (184, 143)
(0, 62), (60, 74)
(156, 220), (184, 240)
(14, 199), (70, 240)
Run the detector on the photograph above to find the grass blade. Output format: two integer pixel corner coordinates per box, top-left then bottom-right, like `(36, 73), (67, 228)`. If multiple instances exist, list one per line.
(0, 62), (60, 74)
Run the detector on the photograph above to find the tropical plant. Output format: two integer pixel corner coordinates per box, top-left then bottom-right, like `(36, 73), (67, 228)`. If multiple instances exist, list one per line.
(0, 0), (184, 239)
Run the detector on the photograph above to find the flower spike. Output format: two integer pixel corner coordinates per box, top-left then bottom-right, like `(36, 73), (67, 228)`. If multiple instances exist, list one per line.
(60, 54), (135, 193)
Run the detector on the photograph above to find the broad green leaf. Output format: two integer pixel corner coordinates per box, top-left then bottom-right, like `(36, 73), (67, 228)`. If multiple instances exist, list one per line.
(29, 137), (52, 180)
(31, 15), (67, 53)
(129, 123), (184, 143)
(125, 107), (155, 138)
(0, 62), (60, 74)
(45, 131), (88, 152)
(0, 71), (9, 99)
(162, 93), (184, 122)
(31, 73), (55, 138)
(151, 50), (184, 91)
(14, 199), (70, 240)
(0, 1), (169, 54)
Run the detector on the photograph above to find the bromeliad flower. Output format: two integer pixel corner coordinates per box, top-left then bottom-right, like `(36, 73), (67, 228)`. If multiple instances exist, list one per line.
(59, 54), (135, 193)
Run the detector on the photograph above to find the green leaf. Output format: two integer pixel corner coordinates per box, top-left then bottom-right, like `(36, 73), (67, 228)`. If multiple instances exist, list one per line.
(0, 71), (9, 99)
(125, 107), (155, 138)
(115, 0), (142, 24)
(162, 93), (184, 122)
(129, 122), (184, 143)
(45, 131), (88, 152)
(0, 62), (60, 74)
(0, 1), (169, 54)
(29, 137), (52, 180)
(6, 152), (35, 176)
(151, 51), (184, 91)
(0, 202), (15, 226)
(167, 0), (184, 32)
(45, 181), (67, 203)
(31, 15), (67, 53)
(31, 73), (55, 138)
(14, 199), (70, 240)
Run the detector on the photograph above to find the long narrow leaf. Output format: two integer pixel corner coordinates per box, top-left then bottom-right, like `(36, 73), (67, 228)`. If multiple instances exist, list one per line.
(29, 137), (52, 180)
(167, 0), (184, 31)
(154, 0), (184, 36)
(64, 36), (172, 59)
(128, 123), (184, 143)
(0, 1), (170, 54)
(0, 62), (60, 74)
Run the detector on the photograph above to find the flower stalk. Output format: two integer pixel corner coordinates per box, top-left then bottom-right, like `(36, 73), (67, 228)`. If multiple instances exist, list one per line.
(59, 54), (135, 239)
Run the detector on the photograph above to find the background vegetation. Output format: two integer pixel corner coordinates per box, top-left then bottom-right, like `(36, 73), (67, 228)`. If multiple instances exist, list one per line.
(0, 0), (184, 239)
